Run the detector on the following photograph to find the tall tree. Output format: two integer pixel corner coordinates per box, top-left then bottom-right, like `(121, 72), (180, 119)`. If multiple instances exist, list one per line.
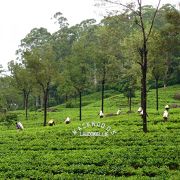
(97, 0), (161, 132)
(24, 43), (58, 126)
(8, 61), (34, 119)
(121, 67), (137, 112)
(93, 24), (122, 113)
(0, 76), (21, 111)
(65, 39), (91, 121)
(17, 27), (58, 126)
(60, 19), (97, 120)
(148, 31), (167, 111)
(160, 7), (180, 86)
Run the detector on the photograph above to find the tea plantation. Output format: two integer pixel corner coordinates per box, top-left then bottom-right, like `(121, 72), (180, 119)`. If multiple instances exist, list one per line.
(0, 85), (179, 179)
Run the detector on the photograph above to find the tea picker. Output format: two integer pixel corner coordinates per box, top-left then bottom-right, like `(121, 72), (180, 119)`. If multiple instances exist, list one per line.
(16, 121), (24, 130)
(163, 105), (169, 122)
(65, 117), (71, 124)
(99, 110), (104, 118)
(48, 119), (55, 126)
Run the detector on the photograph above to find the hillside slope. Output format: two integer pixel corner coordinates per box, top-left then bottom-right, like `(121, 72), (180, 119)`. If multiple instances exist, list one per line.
(0, 85), (179, 179)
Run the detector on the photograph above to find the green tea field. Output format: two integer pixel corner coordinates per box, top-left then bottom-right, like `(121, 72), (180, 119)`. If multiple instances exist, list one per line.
(0, 85), (180, 179)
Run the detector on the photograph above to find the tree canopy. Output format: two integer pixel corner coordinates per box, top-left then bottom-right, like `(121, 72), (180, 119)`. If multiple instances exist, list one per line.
(0, 3), (179, 130)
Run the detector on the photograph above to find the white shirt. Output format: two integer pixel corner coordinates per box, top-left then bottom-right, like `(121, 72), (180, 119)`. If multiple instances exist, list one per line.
(140, 110), (143, 115)
(99, 111), (104, 117)
(163, 110), (168, 118)
(116, 109), (121, 115)
(65, 117), (70, 123)
(138, 107), (142, 112)
(17, 122), (24, 129)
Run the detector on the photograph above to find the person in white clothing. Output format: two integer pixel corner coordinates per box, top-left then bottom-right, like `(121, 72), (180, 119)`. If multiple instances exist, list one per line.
(163, 105), (169, 122)
(137, 107), (143, 117)
(99, 110), (104, 118)
(116, 109), (121, 115)
(137, 107), (142, 114)
(138, 107), (148, 118)
(165, 105), (170, 110)
(48, 119), (55, 126)
(65, 117), (71, 124)
(163, 110), (168, 121)
(16, 121), (24, 130)
(140, 110), (143, 116)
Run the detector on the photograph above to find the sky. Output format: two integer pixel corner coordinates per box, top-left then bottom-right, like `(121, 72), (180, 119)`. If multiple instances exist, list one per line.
(0, 0), (179, 70)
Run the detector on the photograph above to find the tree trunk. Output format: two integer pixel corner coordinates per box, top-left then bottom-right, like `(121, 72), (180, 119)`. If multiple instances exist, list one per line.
(129, 90), (132, 112)
(79, 91), (82, 121)
(93, 63), (97, 88)
(65, 93), (68, 102)
(23, 91), (26, 110)
(101, 79), (105, 113)
(35, 96), (39, 109)
(43, 89), (49, 126)
(155, 78), (159, 111)
(40, 96), (43, 109)
(141, 86), (143, 108)
(23, 90), (29, 120)
(25, 93), (29, 120)
(142, 48), (148, 133)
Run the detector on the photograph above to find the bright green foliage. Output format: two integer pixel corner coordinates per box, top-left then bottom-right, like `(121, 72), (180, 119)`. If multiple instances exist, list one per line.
(0, 113), (18, 128)
(0, 76), (22, 110)
(8, 61), (35, 119)
(0, 2), (179, 178)
(0, 85), (179, 179)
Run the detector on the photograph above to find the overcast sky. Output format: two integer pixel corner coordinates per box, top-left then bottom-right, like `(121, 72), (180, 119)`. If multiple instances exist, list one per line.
(0, 0), (179, 70)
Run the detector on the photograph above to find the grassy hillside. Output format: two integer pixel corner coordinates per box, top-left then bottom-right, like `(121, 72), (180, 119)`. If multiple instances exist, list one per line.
(0, 85), (179, 179)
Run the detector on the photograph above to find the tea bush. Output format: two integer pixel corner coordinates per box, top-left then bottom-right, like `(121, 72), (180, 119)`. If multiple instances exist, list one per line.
(0, 112), (18, 128)
(0, 85), (179, 179)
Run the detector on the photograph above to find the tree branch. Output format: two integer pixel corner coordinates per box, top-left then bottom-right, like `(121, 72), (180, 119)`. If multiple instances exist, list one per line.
(137, 61), (143, 67)
(137, 0), (141, 7)
(135, 19), (143, 28)
(146, 0), (161, 41)
(102, 0), (139, 16)
(137, 0), (146, 42)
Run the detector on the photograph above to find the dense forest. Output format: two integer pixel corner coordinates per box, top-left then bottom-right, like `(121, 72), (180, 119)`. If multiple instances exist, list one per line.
(0, 2), (179, 130)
